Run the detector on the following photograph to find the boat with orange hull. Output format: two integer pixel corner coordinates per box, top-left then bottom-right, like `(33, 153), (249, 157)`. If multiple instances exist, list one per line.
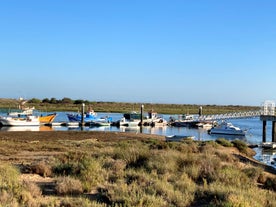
(39, 113), (57, 124)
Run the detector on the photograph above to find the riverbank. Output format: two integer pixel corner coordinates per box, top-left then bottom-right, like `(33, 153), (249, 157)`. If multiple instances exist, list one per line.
(0, 131), (276, 206)
(0, 98), (259, 114)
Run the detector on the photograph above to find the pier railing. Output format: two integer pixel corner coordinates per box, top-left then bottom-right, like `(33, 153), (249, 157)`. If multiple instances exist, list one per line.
(197, 110), (263, 121)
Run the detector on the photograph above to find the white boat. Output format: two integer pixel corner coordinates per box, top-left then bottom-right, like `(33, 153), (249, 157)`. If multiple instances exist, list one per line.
(144, 110), (167, 127)
(165, 135), (195, 142)
(195, 121), (215, 129)
(208, 122), (246, 136)
(119, 117), (140, 127)
(90, 118), (111, 127)
(262, 142), (276, 149)
(0, 115), (40, 126)
(8, 107), (35, 116)
(170, 114), (194, 127)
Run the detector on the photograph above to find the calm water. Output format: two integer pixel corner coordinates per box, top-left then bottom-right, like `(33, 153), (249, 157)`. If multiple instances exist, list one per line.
(0, 111), (275, 167)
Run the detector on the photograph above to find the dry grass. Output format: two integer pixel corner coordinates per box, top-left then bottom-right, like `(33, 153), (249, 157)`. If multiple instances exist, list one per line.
(0, 131), (275, 206)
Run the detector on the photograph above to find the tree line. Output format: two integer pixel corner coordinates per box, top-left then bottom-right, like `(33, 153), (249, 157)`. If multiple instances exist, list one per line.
(27, 97), (91, 105)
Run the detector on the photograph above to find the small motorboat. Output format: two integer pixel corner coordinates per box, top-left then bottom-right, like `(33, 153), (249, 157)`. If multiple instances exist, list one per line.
(67, 107), (97, 123)
(262, 142), (276, 149)
(165, 135), (195, 142)
(208, 121), (246, 136)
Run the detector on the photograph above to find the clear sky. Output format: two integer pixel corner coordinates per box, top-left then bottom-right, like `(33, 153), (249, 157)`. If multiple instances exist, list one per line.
(1, 0), (276, 106)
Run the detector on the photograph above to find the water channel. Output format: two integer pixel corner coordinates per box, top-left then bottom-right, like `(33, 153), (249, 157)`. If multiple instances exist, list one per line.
(0, 111), (275, 168)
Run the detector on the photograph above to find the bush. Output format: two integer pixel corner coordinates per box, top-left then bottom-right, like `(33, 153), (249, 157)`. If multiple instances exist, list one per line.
(56, 176), (83, 195)
(0, 164), (22, 197)
(31, 161), (52, 177)
(232, 140), (248, 154)
(216, 138), (233, 147)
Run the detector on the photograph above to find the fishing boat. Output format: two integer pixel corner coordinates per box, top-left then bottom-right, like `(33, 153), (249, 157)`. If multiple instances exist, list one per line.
(115, 111), (141, 127)
(67, 107), (97, 122)
(39, 113), (57, 124)
(8, 107), (35, 116)
(208, 121), (246, 136)
(170, 114), (194, 127)
(0, 115), (40, 126)
(144, 110), (167, 127)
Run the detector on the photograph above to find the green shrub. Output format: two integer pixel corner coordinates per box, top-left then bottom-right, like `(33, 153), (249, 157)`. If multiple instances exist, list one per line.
(56, 176), (83, 195)
(242, 167), (262, 182)
(216, 138), (233, 147)
(232, 140), (248, 154)
(79, 157), (106, 192)
(0, 164), (22, 197)
(264, 177), (276, 191)
(113, 141), (150, 169)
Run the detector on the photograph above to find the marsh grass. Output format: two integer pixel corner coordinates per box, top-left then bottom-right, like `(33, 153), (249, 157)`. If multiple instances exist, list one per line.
(55, 176), (83, 195)
(1, 135), (276, 206)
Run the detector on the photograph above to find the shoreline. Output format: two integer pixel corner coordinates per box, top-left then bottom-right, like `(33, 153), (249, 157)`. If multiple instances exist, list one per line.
(0, 130), (275, 174)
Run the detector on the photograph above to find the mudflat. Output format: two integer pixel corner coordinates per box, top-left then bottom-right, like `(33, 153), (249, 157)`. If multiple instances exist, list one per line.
(0, 131), (164, 164)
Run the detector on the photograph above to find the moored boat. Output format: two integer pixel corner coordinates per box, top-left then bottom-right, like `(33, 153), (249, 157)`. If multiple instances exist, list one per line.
(170, 114), (194, 127)
(144, 110), (167, 127)
(39, 113), (57, 124)
(208, 121), (246, 136)
(8, 107), (35, 116)
(67, 107), (97, 123)
(0, 115), (40, 126)
(165, 135), (195, 142)
(262, 142), (276, 149)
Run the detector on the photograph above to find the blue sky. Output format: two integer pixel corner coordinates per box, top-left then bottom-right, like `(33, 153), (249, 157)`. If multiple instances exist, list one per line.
(0, 0), (276, 106)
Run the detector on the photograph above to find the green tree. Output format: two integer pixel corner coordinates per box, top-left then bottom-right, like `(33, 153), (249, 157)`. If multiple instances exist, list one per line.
(42, 98), (50, 103)
(50, 98), (57, 104)
(28, 98), (41, 104)
(61, 97), (73, 104)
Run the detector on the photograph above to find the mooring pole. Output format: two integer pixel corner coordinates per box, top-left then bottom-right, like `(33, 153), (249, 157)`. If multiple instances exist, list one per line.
(272, 121), (276, 142)
(81, 103), (85, 127)
(140, 104), (144, 133)
(198, 106), (203, 116)
(262, 120), (267, 143)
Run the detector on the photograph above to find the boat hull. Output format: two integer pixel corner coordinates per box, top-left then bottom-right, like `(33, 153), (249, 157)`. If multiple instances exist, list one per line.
(0, 116), (40, 126)
(39, 113), (57, 123)
(208, 129), (245, 136)
(165, 135), (195, 142)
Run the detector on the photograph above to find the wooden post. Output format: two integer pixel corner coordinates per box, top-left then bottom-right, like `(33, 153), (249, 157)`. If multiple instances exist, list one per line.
(263, 120), (267, 143)
(140, 104), (144, 133)
(81, 103), (85, 127)
(272, 121), (276, 142)
(198, 106), (203, 116)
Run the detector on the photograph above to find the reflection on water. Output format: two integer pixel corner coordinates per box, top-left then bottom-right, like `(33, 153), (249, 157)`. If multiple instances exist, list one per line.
(0, 126), (53, 131)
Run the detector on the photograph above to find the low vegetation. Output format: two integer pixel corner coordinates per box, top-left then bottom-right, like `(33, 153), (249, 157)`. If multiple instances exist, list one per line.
(0, 98), (259, 114)
(0, 132), (275, 206)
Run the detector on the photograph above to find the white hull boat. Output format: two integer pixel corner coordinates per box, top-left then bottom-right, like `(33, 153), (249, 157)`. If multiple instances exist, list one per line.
(208, 122), (246, 136)
(262, 142), (276, 149)
(0, 115), (40, 126)
(119, 117), (140, 127)
(165, 135), (195, 142)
